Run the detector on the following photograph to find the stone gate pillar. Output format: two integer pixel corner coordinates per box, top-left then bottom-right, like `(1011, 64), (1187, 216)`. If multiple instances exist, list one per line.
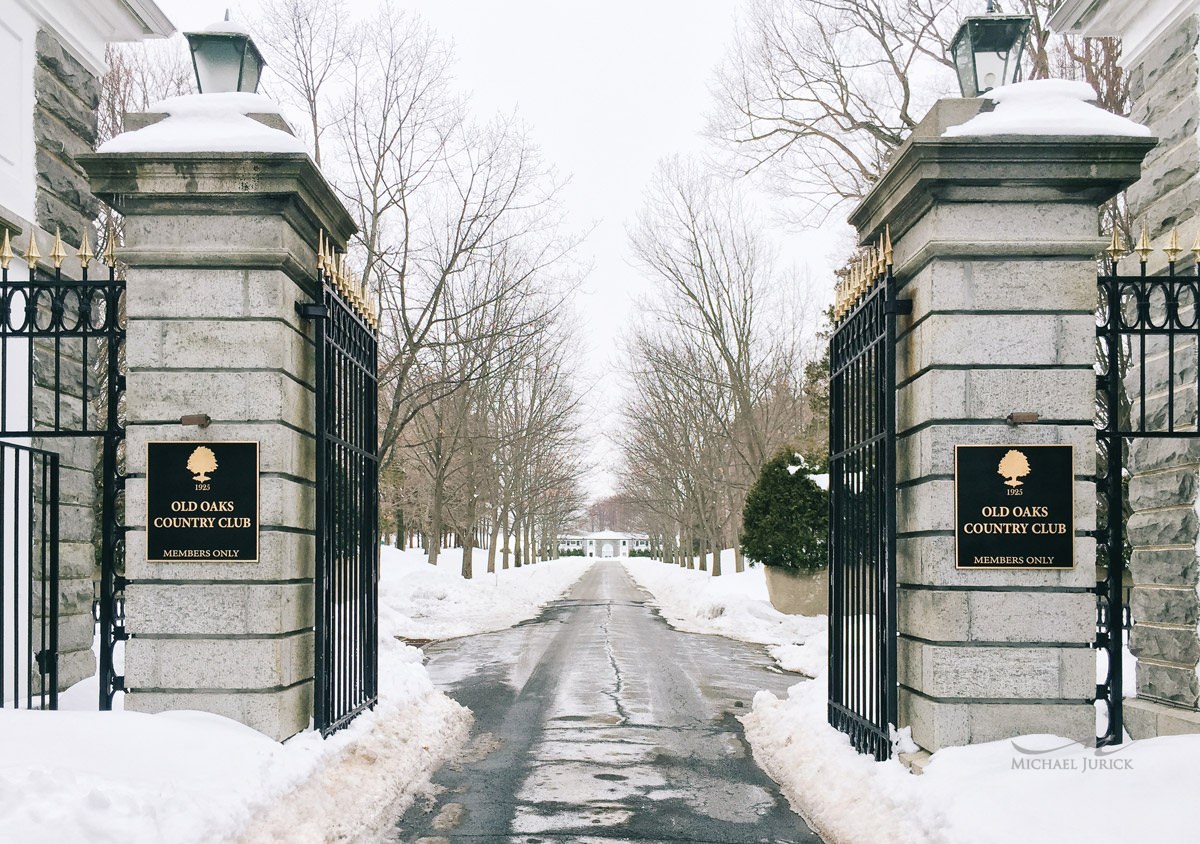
(80, 141), (355, 739)
(849, 97), (1155, 752)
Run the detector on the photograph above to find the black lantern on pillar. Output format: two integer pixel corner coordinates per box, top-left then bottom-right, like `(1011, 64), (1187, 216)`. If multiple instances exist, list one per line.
(184, 12), (266, 94)
(950, 1), (1032, 97)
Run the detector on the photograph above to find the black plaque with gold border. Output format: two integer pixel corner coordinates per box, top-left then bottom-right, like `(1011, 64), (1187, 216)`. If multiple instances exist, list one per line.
(146, 441), (260, 563)
(954, 444), (1074, 570)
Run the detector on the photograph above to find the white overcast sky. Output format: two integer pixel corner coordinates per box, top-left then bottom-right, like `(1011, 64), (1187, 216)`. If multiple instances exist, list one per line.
(148, 0), (849, 496)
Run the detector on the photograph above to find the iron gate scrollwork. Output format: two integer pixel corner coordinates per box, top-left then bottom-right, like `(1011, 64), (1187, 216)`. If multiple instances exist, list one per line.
(299, 236), (379, 735)
(0, 229), (126, 710)
(828, 238), (906, 760)
(1095, 231), (1200, 746)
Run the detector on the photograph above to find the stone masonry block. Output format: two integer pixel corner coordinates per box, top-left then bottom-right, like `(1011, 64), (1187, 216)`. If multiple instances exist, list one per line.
(967, 591), (1095, 644)
(1131, 623), (1200, 667)
(900, 687), (969, 751)
(126, 630), (313, 690)
(125, 582), (313, 636)
(1124, 697), (1200, 739)
(1131, 585), (1199, 627)
(127, 318), (314, 388)
(898, 534), (1096, 589)
(1136, 659), (1200, 708)
(898, 368), (1092, 428)
(1128, 436), (1200, 473)
(1129, 547), (1199, 587)
(126, 369), (314, 430)
(125, 528), (314, 581)
(1128, 467), (1199, 511)
(965, 702), (1095, 747)
(126, 682), (311, 741)
(58, 647), (95, 692)
(1127, 506), (1198, 548)
(1128, 14), (1198, 106)
(126, 268), (316, 327)
(899, 639), (1087, 699)
(898, 313), (1095, 379)
(899, 588), (969, 641)
(900, 260), (1096, 323)
(901, 203), (1101, 262)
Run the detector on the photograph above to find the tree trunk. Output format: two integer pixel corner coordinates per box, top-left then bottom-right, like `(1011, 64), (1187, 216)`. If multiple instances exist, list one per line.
(395, 508), (404, 549)
(734, 543), (745, 574)
(513, 513), (524, 567)
(711, 531), (723, 577)
(487, 508), (501, 574)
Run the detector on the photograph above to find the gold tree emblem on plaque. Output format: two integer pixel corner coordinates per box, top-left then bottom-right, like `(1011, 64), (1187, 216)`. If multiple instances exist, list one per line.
(998, 449), (1031, 487)
(187, 446), (218, 482)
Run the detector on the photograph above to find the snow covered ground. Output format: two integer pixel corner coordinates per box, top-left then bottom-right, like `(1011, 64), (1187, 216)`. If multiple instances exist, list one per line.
(624, 554), (1199, 844)
(0, 549), (590, 844)
(620, 552), (827, 676)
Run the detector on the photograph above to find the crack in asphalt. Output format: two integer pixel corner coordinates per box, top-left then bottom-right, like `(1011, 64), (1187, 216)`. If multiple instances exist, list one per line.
(601, 603), (632, 726)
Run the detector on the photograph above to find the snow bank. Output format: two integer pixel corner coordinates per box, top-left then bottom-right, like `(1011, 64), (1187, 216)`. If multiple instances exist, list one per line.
(746, 670), (1200, 844)
(621, 554), (825, 673)
(380, 546), (592, 639)
(0, 546), (590, 843)
(97, 92), (306, 154)
(943, 79), (1151, 138)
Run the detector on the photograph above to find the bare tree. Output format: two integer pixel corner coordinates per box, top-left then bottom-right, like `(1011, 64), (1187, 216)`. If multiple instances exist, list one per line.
(255, 0), (349, 167)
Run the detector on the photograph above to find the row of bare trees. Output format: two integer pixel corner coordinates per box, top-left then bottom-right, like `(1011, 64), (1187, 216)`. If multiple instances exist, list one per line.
(259, 0), (589, 575)
(99, 1), (589, 575)
(615, 161), (824, 575)
(711, 0), (1129, 225)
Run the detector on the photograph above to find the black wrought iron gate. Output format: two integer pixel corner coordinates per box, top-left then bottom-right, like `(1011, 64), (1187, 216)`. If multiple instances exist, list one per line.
(1095, 233), (1200, 745)
(301, 238), (379, 734)
(0, 230), (125, 710)
(828, 243), (906, 760)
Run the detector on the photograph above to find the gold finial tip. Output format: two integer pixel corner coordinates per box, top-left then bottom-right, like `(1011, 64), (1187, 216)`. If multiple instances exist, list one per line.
(50, 227), (67, 269)
(0, 229), (12, 270)
(24, 232), (41, 267)
(1165, 227), (1183, 262)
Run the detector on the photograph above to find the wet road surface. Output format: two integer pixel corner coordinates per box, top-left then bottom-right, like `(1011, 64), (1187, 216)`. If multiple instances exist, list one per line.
(387, 560), (821, 843)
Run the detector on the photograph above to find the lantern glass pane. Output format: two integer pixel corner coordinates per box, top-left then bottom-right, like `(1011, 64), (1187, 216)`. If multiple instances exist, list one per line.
(240, 51), (261, 93)
(193, 39), (243, 93)
(951, 32), (977, 97)
(974, 50), (1008, 93)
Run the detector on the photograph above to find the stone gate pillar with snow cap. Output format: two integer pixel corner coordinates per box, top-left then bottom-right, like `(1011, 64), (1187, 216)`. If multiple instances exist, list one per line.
(79, 92), (356, 740)
(849, 80), (1155, 754)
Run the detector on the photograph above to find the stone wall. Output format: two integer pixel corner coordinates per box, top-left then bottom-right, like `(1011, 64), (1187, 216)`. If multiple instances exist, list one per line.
(1120, 12), (1200, 738)
(29, 30), (105, 694)
(33, 30), (101, 247)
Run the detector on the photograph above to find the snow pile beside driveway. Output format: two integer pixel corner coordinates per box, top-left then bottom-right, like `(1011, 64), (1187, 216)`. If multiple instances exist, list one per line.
(0, 620), (466, 844)
(746, 667), (1200, 843)
(0, 547), (590, 843)
(380, 546), (592, 639)
(620, 555), (825, 674)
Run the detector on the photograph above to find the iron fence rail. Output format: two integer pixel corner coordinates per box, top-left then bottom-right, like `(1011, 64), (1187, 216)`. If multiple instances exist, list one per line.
(0, 441), (59, 710)
(1095, 250), (1200, 745)
(0, 235), (125, 710)
(305, 249), (379, 735)
(828, 258), (904, 761)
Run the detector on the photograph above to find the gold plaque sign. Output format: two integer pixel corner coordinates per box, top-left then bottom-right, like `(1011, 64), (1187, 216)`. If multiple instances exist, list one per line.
(955, 444), (1074, 569)
(146, 441), (259, 562)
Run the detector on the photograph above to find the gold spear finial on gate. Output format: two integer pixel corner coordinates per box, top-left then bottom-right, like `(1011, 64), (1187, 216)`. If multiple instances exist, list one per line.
(102, 231), (117, 268)
(1135, 222), (1153, 263)
(49, 228), (67, 269)
(1192, 229), (1200, 265)
(884, 224), (894, 267)
(877, 233), (886, 275)
(317, 229), (326, 273)
(77, 233), (93, 269)
(1165, 227), (1182, 264)
(0, 229), (13, 270)
(24, 231), (41, 270)
(1105, 227), (1124, 261)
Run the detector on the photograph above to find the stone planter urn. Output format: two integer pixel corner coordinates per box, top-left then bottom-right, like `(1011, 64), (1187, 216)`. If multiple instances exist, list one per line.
(764, 565), (828, 616)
